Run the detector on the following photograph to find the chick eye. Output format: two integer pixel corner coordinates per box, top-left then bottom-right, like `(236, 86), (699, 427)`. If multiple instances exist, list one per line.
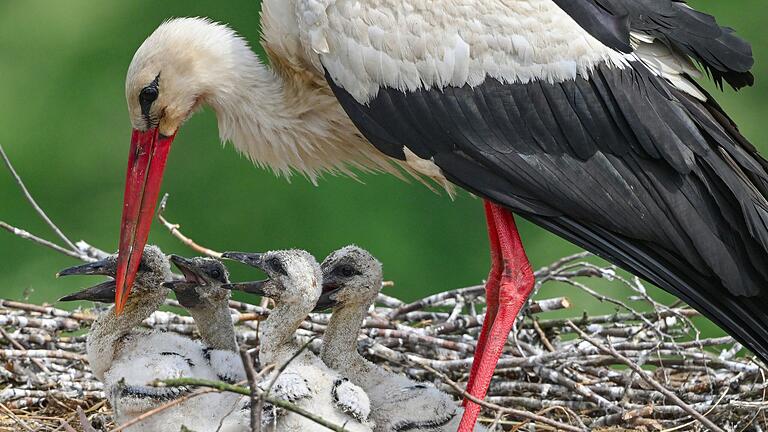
(336, 264), (357, 278)
(209, 268), (222, 280)
(268, 258), (286, 275)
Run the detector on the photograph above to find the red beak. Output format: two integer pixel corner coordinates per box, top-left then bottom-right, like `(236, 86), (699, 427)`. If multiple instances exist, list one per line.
(114, 128), (176, 314)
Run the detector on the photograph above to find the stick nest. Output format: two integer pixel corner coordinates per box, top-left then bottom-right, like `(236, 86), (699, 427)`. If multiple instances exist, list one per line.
(0, 254), (766, 432)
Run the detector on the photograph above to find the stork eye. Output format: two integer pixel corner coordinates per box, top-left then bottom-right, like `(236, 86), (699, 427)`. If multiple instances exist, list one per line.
(139, 86), (159, 105)
(267, 258), (286, 275)
(335, 264), (357, 278)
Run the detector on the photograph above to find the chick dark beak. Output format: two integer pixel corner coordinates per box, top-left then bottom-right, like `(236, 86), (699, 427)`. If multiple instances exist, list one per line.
(313, 281), (341, 312)
(222, 252), (264, 270)
(59, 280), (117, 303)
(57, 259), (113, 278)
(222, 280), (268, 296)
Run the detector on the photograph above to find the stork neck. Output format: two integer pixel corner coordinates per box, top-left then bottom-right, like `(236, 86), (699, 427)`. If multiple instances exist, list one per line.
(258, 302), (311, 365)
(185, 301), (238, 352)
(87, 287), (168, 379)
(206, 52), (335, 181)
(321, 300), (381, 383)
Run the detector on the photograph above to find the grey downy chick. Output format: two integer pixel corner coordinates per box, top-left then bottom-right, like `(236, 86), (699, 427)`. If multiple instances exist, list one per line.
(318, 246), (487, 432)
(224, 250), (374, 432)
(165, 255), (246, 384)
(59, 246), (246, 432)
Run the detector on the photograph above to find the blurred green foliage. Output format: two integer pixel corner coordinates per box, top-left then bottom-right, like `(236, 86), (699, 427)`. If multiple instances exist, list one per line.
(0, 1), (765, 338)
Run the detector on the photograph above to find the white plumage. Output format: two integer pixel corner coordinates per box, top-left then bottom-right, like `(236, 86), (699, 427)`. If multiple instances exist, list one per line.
(297, 0), (633, 102)
(292, 0), (709, 103)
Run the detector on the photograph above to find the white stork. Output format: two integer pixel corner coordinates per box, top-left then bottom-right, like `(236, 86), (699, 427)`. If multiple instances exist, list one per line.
(111, 2), (767, 429)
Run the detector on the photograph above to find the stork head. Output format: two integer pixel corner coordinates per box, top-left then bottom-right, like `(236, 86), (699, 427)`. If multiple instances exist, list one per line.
(222, 250), (322, 308)
(117, 17), (255, 313)
(316, 246), (383, 311)
(164, 255), (231, 310)
(58, 245), (170, 303)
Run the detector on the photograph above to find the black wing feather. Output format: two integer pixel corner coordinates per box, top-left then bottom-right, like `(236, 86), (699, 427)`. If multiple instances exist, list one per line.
(326, 61), (768, 360)
(552, 0), (754, 89)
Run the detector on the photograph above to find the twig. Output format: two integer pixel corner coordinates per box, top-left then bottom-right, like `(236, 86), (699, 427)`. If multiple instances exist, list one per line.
(240, 349), (260, 432)
(567, 321), (726, 432)
(417, 363), (586, 432)
(532, 319), (555, 352)
(157, 194), (222, 258)
(0, 143), (78, 251)
(0, 221), (86, 261)
(0, 327), (49, 373)
(0, 401), (35, 432)
(156, 378), (349, 432)
(60, 419), (79, 432)
(0, 299), (94, 322)
(77, 406), (99, 432)
(0, 349), (87, 362)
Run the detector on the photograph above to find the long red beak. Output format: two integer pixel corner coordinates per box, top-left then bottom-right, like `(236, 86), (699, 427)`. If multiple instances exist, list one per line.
(114, 128), (176, 314)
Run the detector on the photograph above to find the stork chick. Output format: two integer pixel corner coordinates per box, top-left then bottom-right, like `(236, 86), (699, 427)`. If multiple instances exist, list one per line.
(59, 247), (246, 432)
(165, 255), (245, 384)
(318, 246), (487, 432)
(224, 250), (374, 432)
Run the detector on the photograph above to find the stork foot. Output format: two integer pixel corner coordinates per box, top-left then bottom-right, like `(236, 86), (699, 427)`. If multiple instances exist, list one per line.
(458, 202), (534, 432)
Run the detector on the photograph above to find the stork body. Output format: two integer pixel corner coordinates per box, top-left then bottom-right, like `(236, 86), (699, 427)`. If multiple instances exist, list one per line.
(115, 2), (766, 430)
(224, 250), (374, 432)
(59, 248), (247, 432)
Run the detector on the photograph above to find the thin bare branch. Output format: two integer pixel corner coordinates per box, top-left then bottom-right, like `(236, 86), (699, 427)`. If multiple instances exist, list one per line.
(1, 220), (86, 261)
(240, 349), (261, 432)
(0, 143), (78, 251)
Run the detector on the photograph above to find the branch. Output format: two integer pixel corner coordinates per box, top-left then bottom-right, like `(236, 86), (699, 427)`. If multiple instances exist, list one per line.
(0, 221), (87, 261)
(567, 321), (726, 432)
(1, 144), (107, 262)
(0, 143), (77, 251)
(417, 363), (586, 432)
(240, 349), (261, 432)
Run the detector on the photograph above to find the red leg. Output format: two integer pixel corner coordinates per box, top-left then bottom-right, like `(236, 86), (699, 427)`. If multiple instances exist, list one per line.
(463, 201), (502, 405)
(459, 202), (535, 431)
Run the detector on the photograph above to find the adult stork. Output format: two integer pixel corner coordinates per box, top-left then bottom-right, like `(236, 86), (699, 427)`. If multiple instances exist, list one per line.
(113, 1), (768, 429)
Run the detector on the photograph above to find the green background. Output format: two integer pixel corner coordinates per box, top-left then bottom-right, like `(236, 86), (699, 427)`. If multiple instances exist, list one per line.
(0, 1), (765, 339)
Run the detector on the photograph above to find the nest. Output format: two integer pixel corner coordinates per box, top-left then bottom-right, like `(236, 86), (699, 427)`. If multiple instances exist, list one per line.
(0, 254), (766, 432)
